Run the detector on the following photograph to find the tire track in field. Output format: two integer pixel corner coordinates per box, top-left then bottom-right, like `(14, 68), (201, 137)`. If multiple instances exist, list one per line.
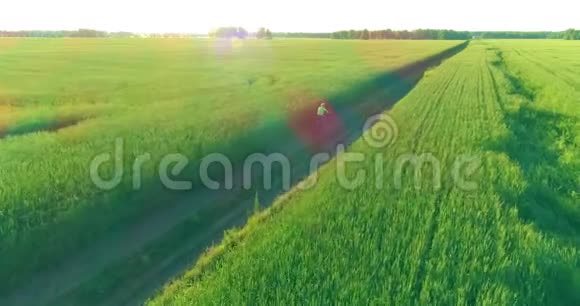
(487, 60), (507, 114)
(408, 47), (478, 301)
(410, 63), (458, 150)
(404, 71), (458, 301)
(410, 75), (452, 146)
(411, 87), (473, 302)
(409, 74), (465, 302)
(479, 60), (511, 258)
(411, 186), (453, 302)
(477, 55), (511, 265)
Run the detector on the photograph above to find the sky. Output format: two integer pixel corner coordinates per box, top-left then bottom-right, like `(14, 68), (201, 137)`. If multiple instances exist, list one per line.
(1, 0), (578, 33)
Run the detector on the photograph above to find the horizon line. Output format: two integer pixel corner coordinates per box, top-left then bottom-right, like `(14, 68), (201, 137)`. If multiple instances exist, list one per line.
(0, 27), (573, 35)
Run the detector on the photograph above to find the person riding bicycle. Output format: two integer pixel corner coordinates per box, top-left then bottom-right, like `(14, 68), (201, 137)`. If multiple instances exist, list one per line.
(316, 102), (329, 133)
(317, 102), (328, 118)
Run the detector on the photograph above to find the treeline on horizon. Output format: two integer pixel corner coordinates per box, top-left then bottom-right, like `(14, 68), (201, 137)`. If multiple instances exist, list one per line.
(329, 29), (470, 40)
(324, 29), (579, 40)
(1, 28), (578, 40)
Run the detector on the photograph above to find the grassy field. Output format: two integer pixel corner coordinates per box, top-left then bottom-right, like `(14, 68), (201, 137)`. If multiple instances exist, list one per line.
(0, 38), (462, 293)
(148, 40), (580, 305)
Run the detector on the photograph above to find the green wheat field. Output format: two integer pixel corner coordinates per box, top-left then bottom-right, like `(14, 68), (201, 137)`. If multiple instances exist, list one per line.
(0, 38), (578, 305)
